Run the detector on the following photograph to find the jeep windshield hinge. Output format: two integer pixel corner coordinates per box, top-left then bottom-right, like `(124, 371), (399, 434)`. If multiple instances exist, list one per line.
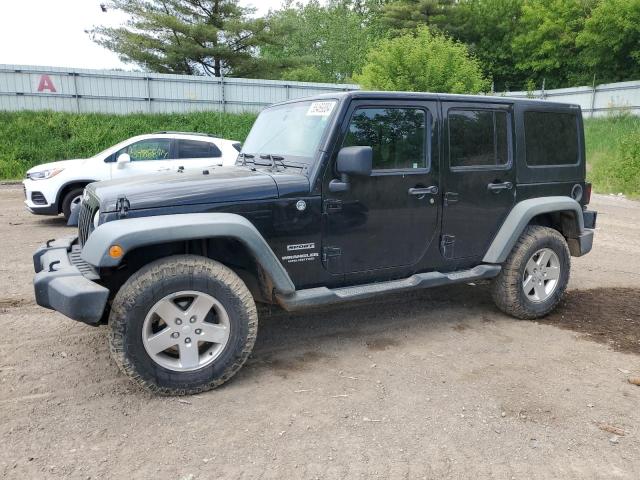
(116, 196), (130, 219)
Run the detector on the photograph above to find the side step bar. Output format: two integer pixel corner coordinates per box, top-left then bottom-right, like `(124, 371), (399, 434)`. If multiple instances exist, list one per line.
(276, 264), (501, 311)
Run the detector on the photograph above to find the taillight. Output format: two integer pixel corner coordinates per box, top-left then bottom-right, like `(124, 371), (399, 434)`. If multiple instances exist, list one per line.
(584, 182), (592, 205)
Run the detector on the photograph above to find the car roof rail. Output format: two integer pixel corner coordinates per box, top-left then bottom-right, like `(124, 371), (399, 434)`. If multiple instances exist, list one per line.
(153, 131), (220, 138)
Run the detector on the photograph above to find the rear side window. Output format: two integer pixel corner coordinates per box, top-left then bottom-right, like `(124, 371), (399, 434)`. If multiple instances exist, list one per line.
(524, 112), (579, 166)
(449, 109), (509, 168)
(343, 107), (428, 171)
(177, 140), (222, 159)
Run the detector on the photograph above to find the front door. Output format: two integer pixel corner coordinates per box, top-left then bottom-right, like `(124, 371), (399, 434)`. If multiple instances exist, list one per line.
(441, 102), (516, 260)
(322, 100), (440, 274)
(110, 138), (173, 179)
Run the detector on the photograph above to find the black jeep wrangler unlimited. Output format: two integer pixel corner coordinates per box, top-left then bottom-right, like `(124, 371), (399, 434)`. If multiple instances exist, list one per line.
(33, 92), (597, 395)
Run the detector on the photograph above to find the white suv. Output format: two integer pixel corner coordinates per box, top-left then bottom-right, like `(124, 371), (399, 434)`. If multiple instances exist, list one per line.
(23, 132), (241, 220)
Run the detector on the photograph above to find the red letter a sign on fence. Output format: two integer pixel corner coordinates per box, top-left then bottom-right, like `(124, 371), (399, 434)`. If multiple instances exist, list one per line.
(37, 75), (57, 93)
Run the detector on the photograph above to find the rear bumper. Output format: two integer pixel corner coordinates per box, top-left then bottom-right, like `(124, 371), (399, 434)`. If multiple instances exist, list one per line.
(569, 229), (594, 257)
(33, 236), (109, 325)
(568, 209), (597, 257)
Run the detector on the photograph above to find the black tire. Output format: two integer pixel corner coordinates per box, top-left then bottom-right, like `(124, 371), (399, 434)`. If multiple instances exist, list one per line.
(491, 225), (570, 320)
(108, 255), (258, 395)
(61, 187), (84, 220)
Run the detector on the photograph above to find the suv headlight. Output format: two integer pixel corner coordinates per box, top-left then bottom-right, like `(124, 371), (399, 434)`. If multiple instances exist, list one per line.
(27, 168), (64, 180)
(93, 210), (100, 228)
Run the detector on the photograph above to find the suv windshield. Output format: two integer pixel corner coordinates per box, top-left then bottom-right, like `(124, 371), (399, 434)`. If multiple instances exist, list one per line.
(241, 100), (337, 162)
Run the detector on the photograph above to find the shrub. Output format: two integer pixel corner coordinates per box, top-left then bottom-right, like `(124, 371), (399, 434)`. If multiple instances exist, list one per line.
(354, 26), (490, 94)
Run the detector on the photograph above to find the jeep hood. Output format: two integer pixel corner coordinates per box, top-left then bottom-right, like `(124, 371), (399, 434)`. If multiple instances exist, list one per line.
(89, 166), (297, 212)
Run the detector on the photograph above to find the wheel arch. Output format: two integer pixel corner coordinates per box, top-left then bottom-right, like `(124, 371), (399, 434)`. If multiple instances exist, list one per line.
(484, 197), (584, 264)
(81, 213), (295, 299)
(56, 180), (97, 213)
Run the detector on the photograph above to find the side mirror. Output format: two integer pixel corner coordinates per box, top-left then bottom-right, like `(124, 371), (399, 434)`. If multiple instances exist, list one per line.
(116, 153), (131, 168)
(330, 146), (372, 192)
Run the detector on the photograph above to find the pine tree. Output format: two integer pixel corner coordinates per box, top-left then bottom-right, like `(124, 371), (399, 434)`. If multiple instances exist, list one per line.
(91, 0), (273, 77)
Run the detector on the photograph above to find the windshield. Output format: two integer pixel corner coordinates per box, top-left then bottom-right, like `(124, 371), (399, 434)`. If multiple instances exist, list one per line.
(241, 100), (337, 161)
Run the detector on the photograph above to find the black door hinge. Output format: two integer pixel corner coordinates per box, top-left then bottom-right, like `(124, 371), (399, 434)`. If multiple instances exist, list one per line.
(323, 199), (342, 214)
(116, 196), (130, 219)
(322, 246), (342, 262)
(444, 192), (459, 207)
(441, 235), (455, 259)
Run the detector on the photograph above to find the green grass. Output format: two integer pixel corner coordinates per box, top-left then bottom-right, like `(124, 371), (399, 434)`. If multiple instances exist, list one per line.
(584, 115), (640, 197)
(0, 110), (257, 179)
(1, 111), (639, 197)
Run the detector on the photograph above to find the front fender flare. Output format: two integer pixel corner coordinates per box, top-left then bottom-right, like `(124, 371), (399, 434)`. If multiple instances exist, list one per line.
(483, 197), (585, 264)
(81, 213), (295, 295)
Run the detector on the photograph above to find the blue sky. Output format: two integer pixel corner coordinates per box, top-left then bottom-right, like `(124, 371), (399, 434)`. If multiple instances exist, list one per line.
(0, 0), (289, 70)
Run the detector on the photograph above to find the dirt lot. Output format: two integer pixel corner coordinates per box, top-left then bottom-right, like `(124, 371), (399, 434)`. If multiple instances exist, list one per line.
(1, 185), (639, 479)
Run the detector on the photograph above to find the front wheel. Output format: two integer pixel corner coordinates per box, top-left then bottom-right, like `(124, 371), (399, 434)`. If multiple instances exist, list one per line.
(108, 255), (258, 395)
(491, 226), (570, 319)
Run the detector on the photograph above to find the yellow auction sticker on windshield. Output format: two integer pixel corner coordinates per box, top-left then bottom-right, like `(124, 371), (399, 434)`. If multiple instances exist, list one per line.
(306, 101), (336, 116)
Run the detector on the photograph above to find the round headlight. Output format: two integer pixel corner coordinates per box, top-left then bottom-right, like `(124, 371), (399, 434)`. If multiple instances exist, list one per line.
(93, 210), (100, 228)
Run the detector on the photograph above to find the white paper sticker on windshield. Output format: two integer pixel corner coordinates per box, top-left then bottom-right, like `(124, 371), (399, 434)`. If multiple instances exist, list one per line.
(306, 101), (335, 117)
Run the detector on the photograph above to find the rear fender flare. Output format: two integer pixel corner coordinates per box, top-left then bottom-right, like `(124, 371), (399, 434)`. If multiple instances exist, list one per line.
(483, 197), (584, 264)
(81, 213), (295, 295)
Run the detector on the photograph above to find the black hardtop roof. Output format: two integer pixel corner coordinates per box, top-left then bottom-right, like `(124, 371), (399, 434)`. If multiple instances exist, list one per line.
(272, 90), (581, 110)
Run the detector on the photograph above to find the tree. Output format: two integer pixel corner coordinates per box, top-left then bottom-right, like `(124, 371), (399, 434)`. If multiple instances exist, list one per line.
(261, 0), (383, 83)
(91, 0), (273, 77)
(576, 0), (640, 84)
(452, 0), (525, 91)
(380, 0), (456, 32)
(511, 0), (597, 88)
(354, 26), (489, 93)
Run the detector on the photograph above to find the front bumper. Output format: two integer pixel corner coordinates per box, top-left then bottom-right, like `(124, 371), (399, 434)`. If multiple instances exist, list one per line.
(25, 202), (58, 215)
(33, 236), (109, 325)
(23, 179), (57, 215)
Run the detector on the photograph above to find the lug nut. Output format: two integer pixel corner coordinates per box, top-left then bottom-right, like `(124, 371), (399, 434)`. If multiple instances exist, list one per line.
(185, 337), (191, 344)
(195, 328), (202, 335)
(190, 316), (197, 323)
(171, 332), (179, 338)
(175, 318), (182, 325)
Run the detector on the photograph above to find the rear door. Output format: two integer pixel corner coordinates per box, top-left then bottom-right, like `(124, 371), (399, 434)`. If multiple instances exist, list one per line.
(174, 139), (224, 170)
(441, 102), (516, 260)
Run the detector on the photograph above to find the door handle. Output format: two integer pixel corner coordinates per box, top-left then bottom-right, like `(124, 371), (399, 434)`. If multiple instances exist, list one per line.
(408, 186), (439, 196)
(487, 181), (513, 193)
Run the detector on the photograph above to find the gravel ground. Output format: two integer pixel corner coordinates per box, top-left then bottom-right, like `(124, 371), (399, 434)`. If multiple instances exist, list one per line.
(1, 185), (639, 480)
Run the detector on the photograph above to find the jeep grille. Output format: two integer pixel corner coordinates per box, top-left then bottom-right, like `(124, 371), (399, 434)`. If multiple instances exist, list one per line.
(78, 192), (99, 246)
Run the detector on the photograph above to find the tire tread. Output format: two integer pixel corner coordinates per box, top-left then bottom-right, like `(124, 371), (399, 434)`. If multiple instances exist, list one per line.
(109, 255), (257, 396)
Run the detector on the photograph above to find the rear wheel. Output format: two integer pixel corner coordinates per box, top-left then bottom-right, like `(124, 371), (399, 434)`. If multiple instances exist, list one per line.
(491, 226), (570, 319)
(109, 255), (258, 395)
(61, 187), (84, 221)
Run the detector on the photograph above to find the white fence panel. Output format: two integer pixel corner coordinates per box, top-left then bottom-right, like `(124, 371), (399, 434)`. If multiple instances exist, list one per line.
(0, 64), (638, 117)
(503, 80), (640, 117)
(0, 64), (357, 115)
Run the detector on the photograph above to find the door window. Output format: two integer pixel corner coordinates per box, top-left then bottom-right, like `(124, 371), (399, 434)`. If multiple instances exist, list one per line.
(177, 140), (222, 159)
(343, 107), (428, 171)
(120, 139), (172, 161)
(524, 112), (579, 166)
(449, 109), (509, 169)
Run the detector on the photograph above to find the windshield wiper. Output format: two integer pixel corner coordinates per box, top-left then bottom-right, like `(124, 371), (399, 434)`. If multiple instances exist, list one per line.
(238, 152), (255, 166)
(260, 154), (285, 170)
